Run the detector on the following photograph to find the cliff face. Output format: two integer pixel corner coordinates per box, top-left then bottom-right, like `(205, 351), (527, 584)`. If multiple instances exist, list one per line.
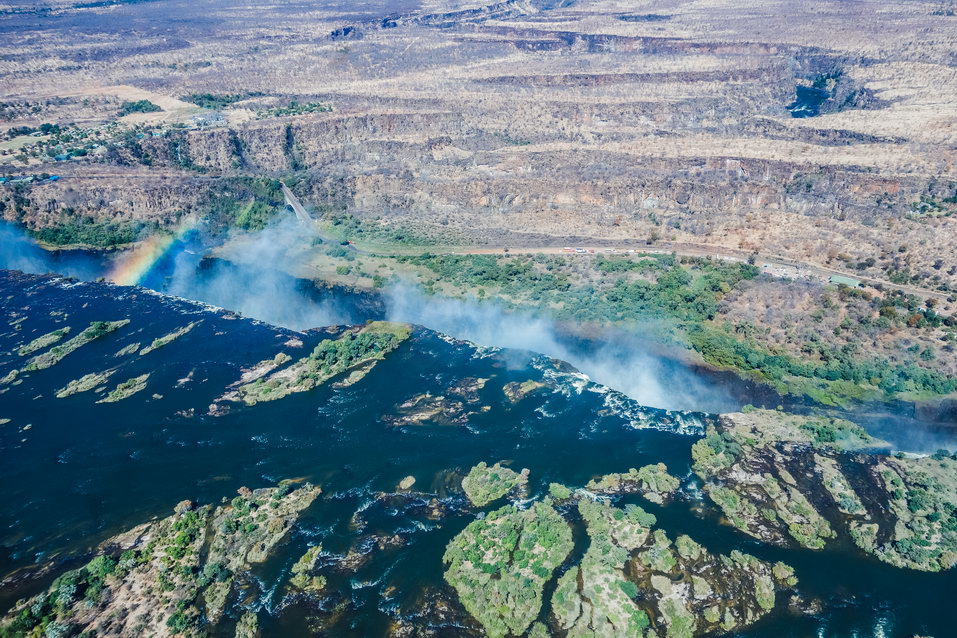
(2, 0), (956, 285)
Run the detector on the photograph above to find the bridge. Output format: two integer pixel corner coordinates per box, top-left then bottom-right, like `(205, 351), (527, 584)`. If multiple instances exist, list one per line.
(280, 181), (313, 224)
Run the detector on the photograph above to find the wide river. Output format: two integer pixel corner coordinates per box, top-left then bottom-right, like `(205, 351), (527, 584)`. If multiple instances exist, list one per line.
(1, 224), (956, 636)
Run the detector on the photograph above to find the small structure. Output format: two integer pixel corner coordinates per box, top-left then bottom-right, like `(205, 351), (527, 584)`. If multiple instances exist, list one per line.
(829, 274), (861, 288)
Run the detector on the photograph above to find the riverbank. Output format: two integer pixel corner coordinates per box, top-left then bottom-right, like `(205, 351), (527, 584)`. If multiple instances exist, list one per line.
(277, 233), (957, 414)
(12, 218), (957, 426)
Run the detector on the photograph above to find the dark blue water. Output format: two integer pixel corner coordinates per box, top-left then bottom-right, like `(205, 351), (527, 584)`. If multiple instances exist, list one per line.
(788, 85), (830, 118)
(1, 271), (956, 637)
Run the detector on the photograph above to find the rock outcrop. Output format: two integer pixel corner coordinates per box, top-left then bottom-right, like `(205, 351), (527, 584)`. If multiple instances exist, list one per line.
(692, 409), (957, 571)
(0, 483), (320, 637)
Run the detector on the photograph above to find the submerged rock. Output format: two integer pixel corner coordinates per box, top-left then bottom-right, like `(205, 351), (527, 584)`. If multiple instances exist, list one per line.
(384, 392), (473, 426)
(502, 379), (546, 403)
(387, 586), (484, 637)
(447, 376), (489, 403)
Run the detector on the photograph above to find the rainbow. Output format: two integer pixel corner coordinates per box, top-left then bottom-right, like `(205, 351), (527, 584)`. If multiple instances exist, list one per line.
(107, 222), (195, 286)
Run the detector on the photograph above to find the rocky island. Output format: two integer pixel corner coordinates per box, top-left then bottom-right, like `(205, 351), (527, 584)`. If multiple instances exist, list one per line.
(0, 483), (320, 637)
(693, 409), (957, 571)
(235, 322), (411, 405)
(444, 462), (798, 638)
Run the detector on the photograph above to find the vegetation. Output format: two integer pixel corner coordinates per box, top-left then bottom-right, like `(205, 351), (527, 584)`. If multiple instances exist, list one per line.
(288, 545), (326, 593)
(585, 463), (680, 504)
(139, 321), (198, 355)
(322, 213), (466, 248)
(186, 92), (263, 109)
(384, 251), (957, 406)
(56, 369), (115, 398)
(97, 373), (150, 403)
(237, 322), (411, 404)
(202, 177), (285, 232)
(257, 101), (331, 119)
(0, 554), (119, 637)
(875, 455), (957, 571)
(30, 217), (156, 247)
(551, 496), (795, 638)
(460, 462), (528, 507)
(691, 409), (957, 571)
(443, 502), (573, 638)
(23, 320), (129, 371)
(118, 99), (162, 115)
(553, 499), (656, 636)
(548, 483), (573, 500)
(17, 327), (70, 356)
(0, 483), (320, 637)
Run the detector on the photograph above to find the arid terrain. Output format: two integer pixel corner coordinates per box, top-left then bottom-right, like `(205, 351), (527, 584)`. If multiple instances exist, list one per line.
(3, 0), (957, 283)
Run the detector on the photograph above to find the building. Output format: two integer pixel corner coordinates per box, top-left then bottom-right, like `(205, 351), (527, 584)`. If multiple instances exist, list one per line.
(829, 275), (861, 288)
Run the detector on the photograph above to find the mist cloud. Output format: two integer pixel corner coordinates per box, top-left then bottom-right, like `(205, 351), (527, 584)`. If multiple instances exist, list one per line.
(163, 216), (353, 331)
(0, 221), (103, 280)
(383, 282), (737, 413)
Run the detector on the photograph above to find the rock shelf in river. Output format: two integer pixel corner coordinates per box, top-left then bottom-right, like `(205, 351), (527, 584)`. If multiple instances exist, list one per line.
(692, 409), (957, 571)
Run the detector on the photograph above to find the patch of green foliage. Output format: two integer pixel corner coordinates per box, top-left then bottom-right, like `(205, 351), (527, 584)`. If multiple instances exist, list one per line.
(29, 216), (156, 247)
(257, 101), (332, 119)
(0, 554), (118, 636)
(461, 462), (526, 507)
(202, 177), (285, 231)
(325, 213), (461, 247)
(400, 253), (756, 323)
(24, 320), (128, 371)
(798, 416), (873, 449)
(17, 327), (70, 356)
(443, 502), (573, 638)
(690, 324), (957, 404)
(392, 251), (957, 404)
(186, 92), (263, 109)
(119, 99), (162, 115)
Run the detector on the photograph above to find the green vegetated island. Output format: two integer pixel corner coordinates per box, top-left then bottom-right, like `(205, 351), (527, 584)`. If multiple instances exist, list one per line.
(2, 320), (130, 388)
(2, 319), (203, 405)
(0, 483), (321, 637)
(443, 410), (957, 637)
(232, 321), (411, 405)
(444, 457), (795, 638)
(2, 407), (955, 637)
